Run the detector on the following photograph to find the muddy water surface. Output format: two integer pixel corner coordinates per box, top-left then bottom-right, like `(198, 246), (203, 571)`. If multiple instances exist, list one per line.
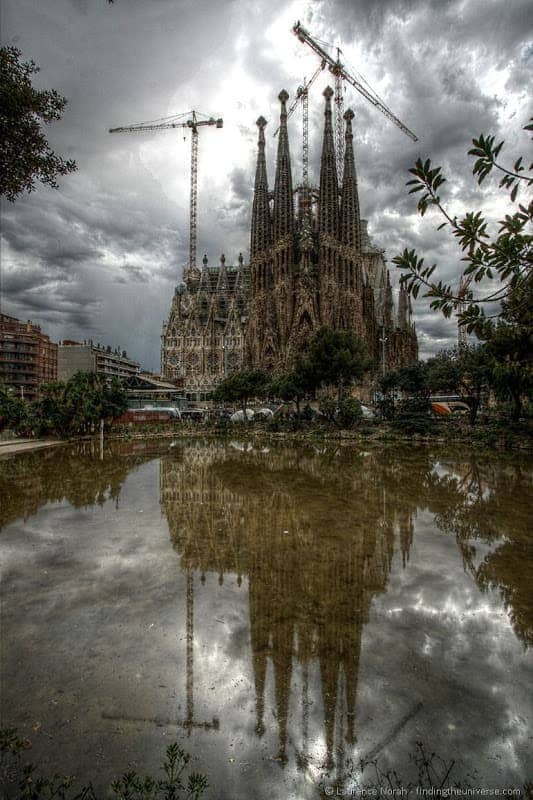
(1, 439), (532, 798)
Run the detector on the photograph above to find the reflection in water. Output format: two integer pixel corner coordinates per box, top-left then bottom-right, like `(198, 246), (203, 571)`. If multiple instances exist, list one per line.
(159, 442), (532, 776)
(432, 458), (533, 646)
(0, 440), (165, 530)
(1, 439), (531, 791)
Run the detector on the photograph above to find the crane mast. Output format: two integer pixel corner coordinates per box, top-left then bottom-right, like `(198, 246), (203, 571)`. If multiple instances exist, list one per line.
(292, 21), (418, 156)
(109, 111), (223, 271)
(273, 62), (323, 185)
(189, 122), (199, 272)
(334, 66), (344, 181)
(457, 275), (473, 348)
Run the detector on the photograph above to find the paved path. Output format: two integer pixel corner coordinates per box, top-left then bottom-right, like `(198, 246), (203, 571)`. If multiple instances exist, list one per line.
(0, 438), (64, 456)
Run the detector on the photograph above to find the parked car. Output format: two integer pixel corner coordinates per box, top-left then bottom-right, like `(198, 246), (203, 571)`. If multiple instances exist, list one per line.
(431, 400), (470, 416)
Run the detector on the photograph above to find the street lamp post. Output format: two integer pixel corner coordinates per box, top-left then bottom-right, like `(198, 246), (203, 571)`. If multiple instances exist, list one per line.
(379, 333), (388, 378)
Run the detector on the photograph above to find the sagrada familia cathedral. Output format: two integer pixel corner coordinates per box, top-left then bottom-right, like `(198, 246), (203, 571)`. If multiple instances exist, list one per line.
(161, 87), (418, 398)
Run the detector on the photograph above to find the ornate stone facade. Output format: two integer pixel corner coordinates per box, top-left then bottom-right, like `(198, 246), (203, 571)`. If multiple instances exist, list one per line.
(161, 87), (418, 397)
(161, 254), (249, 397)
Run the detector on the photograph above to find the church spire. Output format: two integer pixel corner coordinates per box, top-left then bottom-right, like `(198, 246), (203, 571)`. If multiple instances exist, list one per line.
(318, 86), (339, 237)
(273, 90), (294, 241)
(340, 109), (361, 251)
(250, 116), (271, 258)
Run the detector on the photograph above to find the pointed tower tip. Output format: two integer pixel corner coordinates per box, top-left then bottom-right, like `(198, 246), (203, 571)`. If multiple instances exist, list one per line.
(256, 116), (267, 129)
(279, 89), (289, 104)
(344, 108), (355, 121)
(323, 85), (334, 100)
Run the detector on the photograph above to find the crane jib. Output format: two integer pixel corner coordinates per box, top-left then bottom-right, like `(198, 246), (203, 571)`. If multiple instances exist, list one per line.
(292, 21), (417, 142)
(108, 110), (223, 270)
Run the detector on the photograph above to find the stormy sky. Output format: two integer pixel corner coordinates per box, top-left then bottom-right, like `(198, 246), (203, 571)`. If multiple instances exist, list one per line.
(1, 0), (531, 369)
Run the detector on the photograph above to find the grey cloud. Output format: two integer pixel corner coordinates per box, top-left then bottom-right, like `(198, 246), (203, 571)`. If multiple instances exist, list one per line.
(1, 0), (529, 366)
(117, 264), (151, 283)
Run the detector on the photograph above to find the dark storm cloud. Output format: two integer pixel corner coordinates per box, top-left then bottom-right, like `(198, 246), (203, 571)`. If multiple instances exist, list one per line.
(1, 0), (530, 365)
(318, 0), (532, 54)
(305, 0), (532, 355)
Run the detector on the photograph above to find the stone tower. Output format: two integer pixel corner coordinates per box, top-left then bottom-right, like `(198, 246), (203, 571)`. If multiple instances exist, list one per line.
(161, 85), (418, 398)
(246, 86), (418, 373)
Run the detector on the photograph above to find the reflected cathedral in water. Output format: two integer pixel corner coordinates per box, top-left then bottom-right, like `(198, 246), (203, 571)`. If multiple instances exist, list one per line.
(159, 441), (517, 774)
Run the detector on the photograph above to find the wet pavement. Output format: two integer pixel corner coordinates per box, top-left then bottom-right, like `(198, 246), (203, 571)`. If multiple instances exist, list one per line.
(1, 439), (532, 798)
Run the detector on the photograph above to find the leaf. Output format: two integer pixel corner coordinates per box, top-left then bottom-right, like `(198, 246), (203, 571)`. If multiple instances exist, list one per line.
(468, 147), (487, 158)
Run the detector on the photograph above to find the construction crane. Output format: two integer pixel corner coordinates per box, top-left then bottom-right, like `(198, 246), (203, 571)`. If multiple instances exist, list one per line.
(109, 111), (223, 271)
(274, 62), (324, 191)
(293, 21), (418, 179)
(457, 274), (473, 347)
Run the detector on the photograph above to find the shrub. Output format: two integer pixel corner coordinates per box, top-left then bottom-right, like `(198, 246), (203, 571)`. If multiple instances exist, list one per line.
(392, 414), (436, 436)
(0, 728), (208, 800)
(337, 397), (362, 428)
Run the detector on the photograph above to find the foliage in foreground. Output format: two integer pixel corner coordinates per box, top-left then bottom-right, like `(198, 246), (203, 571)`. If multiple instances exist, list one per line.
(393, 119), (532, 423)
(0, 729), (208, 800)
(393, 117), (532, 335)
(0, 46), (76, 201)
(4, 729), (531, 800)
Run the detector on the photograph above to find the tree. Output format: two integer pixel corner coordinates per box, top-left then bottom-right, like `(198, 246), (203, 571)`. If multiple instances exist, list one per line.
(427, 346), (492, 425)
(486, 321), (532, 422)
(396, 361), (430, 399)
(101, 376), (129, 421)
(0, 46), (76, 201)
(0, 374), (127, 437)
(0, 385), (29, 433)
(317, 395), (363, 428)
(212, 369), (269, 421)
(34, 381), (70, 436)
(62, 372), (127, 434)
(35, 373), (128, 436)
(379, 369), (400, 398)
(393, 118), (532, 336)
(426, 352), (462, 395)
(269, 360), (313, 416)
(305, 327), (372, 399)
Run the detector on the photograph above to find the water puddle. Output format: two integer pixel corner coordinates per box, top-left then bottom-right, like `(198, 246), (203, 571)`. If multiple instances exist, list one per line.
(1, 440), (531, 797)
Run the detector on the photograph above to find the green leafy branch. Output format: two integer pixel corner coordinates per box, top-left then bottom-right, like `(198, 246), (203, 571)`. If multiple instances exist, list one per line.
(393, 118), (532, 334)
(0, 46), (77, 201)
(469, 124), (533, 202)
